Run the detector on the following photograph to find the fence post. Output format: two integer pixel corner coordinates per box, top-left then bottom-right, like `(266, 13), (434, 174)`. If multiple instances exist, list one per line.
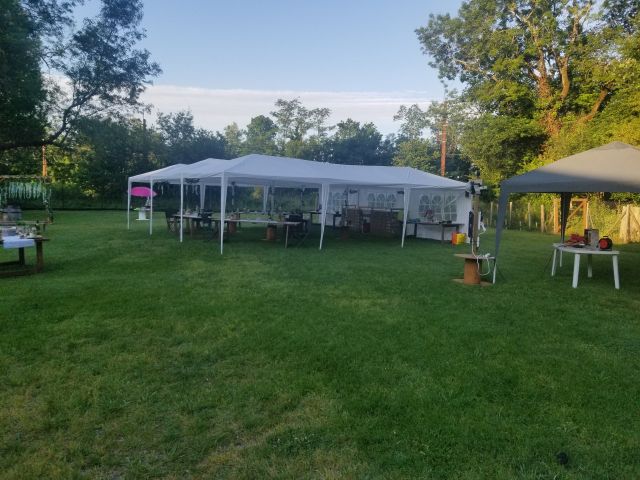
(490, 201), (494, 227)
(553, 198), (559, 233)
(509, 201), (513, 228)
(540, 204), (545, 233)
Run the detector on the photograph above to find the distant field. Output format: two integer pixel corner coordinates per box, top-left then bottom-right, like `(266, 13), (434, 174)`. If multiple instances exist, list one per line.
(1, 211), (639, 479)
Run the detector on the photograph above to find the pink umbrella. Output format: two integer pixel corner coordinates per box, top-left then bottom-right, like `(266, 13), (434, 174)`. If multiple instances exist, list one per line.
(130, 186), (157, 197)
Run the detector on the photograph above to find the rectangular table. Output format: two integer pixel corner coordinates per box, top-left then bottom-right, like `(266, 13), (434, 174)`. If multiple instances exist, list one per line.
(225, 218), (303, 248)
(408, 221), (464, 244)
(551, 243), (620, 289)
(0, 236), (49, 277)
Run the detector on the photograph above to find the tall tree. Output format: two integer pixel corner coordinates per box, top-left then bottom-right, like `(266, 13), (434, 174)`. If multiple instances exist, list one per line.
(417, 0), (640, 181)
(243, 115), (278, 155)
(0, 0), (47, 152)
(0, 0), (160, 151)
(330, 119), (387, 165)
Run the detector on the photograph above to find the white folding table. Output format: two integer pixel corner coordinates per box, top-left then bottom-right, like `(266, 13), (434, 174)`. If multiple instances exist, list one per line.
(551, 243), (620, 289)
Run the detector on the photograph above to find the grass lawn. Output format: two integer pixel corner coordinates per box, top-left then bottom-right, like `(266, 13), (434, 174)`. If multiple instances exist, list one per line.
(1, 210), (639, 479)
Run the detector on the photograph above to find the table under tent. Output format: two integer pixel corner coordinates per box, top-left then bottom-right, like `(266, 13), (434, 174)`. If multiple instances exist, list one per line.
(493, 141), (640, 284)
(127, 154), (471, 253)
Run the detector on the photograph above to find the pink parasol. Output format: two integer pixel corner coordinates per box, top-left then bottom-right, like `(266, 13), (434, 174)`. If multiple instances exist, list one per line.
(130, 186), (157, 197)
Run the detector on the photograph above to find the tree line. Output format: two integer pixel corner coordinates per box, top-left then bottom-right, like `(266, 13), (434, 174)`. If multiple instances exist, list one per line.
(1, 0), (639, 206)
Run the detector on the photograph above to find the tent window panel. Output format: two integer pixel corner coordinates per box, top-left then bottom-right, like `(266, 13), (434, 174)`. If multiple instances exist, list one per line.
(367, 193), (376, 208)
(376, 194), (386, 209)
(332, 192), (343, 211)
(443, 194), (458, 221)
(386, 194), (396, 208)
(431, 195), (443, 222)
(419, 194), (433, 220)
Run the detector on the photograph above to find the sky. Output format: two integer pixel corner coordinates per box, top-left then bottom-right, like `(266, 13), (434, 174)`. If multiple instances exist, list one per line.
(92, 0), (464, 134)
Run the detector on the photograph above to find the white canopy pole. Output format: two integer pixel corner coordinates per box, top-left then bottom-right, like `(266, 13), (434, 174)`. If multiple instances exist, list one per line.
(126, 179), (131, 229)
(220, 173), (227, 254)
(401, 187), (411, 248)
(199, 182), (206, 211)
(319, 183), (330, 250)
(262, 185), (269, 213)
(149, 178), (154, 235)
(179, 175), (184, 243)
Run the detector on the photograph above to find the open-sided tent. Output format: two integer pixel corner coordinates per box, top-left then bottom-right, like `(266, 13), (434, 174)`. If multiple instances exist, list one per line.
(128, 154), (469, 253)
(494, 141), (640, 282)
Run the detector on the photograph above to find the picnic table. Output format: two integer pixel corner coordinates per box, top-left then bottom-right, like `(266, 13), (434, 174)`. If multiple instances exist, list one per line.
(0, 236), (49, 277)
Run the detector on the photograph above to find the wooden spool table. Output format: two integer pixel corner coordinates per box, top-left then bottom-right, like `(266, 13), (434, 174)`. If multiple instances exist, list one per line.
(454, 253), (494, 285)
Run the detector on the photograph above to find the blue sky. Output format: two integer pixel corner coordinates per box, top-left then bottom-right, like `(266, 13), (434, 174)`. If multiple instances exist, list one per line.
(88, 1), (464, 133)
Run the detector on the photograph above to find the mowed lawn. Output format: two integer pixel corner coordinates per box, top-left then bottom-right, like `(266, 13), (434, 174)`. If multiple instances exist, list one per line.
(1, 211), (639, 479)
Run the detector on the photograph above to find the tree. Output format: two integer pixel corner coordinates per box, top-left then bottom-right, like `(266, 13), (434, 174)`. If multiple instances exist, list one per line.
(393, 138), (439, 173)
(243, 115), (278, 155)
(0, 0), (160, 151)
(156, 110), (226, 164)
(0, 0), (47, 152)
(393, 104), (429, 140)
(417, 1), (639, 134)
(330, 119), (387, 165)
(416, 0), (640, 181)
(223, 122), (244, 159)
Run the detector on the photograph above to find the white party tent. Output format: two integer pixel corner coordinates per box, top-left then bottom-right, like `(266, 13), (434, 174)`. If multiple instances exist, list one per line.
(127, 154), (469, 253)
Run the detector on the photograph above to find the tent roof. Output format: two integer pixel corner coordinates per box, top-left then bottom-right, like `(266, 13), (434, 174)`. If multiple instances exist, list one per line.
(128, 163), (187, 182)
(129, 154), (467, 190)
(501, 142), (640, 194)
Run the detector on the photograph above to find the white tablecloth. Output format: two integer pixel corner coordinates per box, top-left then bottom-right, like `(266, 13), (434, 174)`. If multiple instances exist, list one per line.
(2, 237), (36, 249)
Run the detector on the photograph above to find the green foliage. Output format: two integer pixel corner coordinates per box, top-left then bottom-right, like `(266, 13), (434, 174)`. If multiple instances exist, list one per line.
(1, 0), (160, 151)
(462, 115), (545, 183)
(157, 111), (226, 163)
(329, 119), (389, 165)
(0, 0), (47, 149)
(393, 138), (439, 173)
(416, 0), (640, 184)
(244, 115), (278, 155)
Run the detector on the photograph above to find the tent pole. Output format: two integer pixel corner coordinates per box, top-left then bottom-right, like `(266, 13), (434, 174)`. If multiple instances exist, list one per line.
(319, 184), (329, 250)
(199, 182), (206, 211)
(149, 178), (154, 235)
(220, 174), (227, 255)
(493, 189), (510, 282)
(401, 187), (411, 248)
(262, 185), (269, 213)
(180, 175), (184, 243)
(126, 179), (131, 230)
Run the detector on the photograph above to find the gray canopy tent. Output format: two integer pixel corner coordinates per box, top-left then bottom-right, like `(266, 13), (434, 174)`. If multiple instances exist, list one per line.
(494, 141), (640, 283)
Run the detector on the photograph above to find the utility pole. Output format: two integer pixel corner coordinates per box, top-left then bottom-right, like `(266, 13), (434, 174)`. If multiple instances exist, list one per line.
(41, 145), (47, 177)
(440, 119), (447, 177)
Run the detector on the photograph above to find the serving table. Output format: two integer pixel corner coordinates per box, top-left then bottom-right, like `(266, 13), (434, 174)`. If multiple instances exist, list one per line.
(0, 236), (49, 277)
(409, 221), (464, 244)
(551, 243), (620, 289)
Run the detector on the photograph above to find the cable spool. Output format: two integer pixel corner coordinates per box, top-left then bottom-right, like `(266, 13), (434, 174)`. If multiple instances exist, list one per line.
(598, 236), (613, 250)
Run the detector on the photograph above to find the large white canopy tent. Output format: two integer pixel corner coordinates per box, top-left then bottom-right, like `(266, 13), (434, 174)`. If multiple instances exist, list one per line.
(127, 154), (469, 253)
(494, 141), (640, 282)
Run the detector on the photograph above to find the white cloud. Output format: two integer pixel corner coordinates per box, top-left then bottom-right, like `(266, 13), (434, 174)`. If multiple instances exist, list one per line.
(141, 84), (437, 135)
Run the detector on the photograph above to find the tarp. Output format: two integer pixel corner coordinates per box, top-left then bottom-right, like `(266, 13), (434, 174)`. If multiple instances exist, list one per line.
(494, 141), (640, 281)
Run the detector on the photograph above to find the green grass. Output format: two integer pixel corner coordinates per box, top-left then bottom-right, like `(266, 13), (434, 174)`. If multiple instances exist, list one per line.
(1, 211), (639, 479)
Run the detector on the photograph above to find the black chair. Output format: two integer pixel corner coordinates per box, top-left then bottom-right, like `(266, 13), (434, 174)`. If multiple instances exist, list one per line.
(286, 214), (309, 246)
(164, 210), (179, 233)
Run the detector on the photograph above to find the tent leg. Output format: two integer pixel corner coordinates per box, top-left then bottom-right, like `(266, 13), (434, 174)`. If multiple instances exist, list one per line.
(401, 187), (411, 248)
(263, 186), (269, 213)
(319, 184), (330, 250)
(180, 176), (184, 243)
(127, 179), (131, 230)
(149, 179), (154, 235)
(220, 175), (227, 254)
